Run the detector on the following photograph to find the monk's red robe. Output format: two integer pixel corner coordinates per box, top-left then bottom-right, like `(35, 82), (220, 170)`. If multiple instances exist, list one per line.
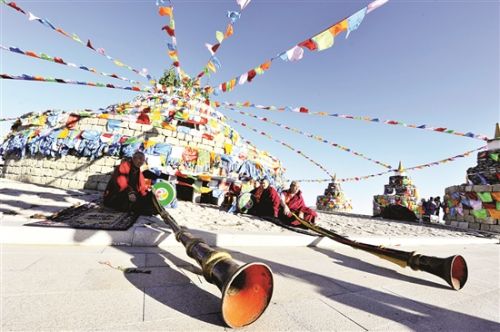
(279, 190), (317, 225)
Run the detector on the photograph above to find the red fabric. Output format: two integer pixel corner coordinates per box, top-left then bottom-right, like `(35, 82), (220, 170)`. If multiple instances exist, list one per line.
(211, 43), (220, 53)
(247, 69), (257, 82)
(202, 133), (214, 140)
(86, 40), (95, 50)
(298, 39), (317, 51)
(281, 190), (317, 224)
(136, 112), (151, 124)
(8, 2), (26, 14)
(104, 160), (148, 199)
(250, 186), (281, 218)
(66, 114), (80, 129)
(162, 25), (175, 37)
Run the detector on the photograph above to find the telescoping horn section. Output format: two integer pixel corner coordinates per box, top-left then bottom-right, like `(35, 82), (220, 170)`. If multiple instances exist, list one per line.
(290, 212), (469, 291)
(152, 183), (273, 328)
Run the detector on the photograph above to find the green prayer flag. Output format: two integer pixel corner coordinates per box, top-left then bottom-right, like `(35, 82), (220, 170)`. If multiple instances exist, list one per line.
(477, 192), (493, 203)
(471, 209), (488, 219)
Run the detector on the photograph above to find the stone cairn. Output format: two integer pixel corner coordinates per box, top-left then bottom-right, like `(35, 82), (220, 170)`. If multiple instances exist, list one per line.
(373, 162), (420, 217)
(444, 124), (500, 233)
(316, 175), (353, 212)
(0, 90), (283, 198)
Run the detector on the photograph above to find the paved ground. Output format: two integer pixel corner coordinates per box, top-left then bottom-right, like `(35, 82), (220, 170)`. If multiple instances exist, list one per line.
(1, 243), (499, 331)
(1, 178), (500, 330)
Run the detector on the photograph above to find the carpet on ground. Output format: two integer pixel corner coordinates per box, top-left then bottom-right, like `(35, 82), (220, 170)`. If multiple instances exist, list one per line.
(26, 199), (138, 230)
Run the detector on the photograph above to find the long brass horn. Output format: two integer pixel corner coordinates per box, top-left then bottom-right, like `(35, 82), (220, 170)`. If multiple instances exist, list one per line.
(152, 194), (273, 328)
(292, 213), (468, 290)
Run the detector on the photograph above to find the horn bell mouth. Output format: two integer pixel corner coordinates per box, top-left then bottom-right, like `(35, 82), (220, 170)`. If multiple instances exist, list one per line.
(221, 262), (273, 328)
(450, 255), (468, 290)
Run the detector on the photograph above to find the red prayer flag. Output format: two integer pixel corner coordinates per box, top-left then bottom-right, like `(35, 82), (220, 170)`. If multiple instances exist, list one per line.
(298, 39), (317, 51)
(247, 69), (257, 82)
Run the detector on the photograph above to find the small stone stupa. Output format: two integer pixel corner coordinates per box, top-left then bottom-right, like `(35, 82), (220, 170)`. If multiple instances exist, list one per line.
(444, 123), (500, 233)
(316, 175), (353, 212)
(373, 161), (420, 217)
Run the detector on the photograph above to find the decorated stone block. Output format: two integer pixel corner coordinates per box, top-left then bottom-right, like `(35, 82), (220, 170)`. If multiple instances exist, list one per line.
(316, 176), (352, 212)
(372, 162), (421, 218)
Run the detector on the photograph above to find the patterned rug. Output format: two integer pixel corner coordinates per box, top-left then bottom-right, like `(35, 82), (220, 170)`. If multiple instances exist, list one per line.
(27, 200), (139, 230)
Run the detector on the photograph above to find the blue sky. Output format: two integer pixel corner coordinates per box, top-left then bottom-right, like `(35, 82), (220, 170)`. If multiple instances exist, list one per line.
(1, 0), (498, 214)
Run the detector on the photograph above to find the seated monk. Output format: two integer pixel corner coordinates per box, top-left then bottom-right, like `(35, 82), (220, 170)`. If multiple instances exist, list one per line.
(103, 151), (161, 216)
(279, 181), (317, 226)
(248, 178), (281, 218)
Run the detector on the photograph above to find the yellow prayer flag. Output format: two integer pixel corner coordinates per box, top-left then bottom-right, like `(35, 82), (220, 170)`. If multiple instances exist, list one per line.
(312, 29), (334, 51)
(58, 128), (70, 139)
(224, 143), (233, 154)
(329, 19), (348, 36)
(207, 61), (217, 73)
(216, 31), (224, 43)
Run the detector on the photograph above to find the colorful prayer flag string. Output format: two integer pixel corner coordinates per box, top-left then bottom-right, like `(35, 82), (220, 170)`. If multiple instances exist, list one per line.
(195, 0), (252, 80)
(221, 106), (392, 169)
(1, 45), (149, 88)
(158, 4), (189, 80)
(225, 115), (335, 178)
(220, 101), (489, 141)
(1, 74), (152, 93)
(291, 145), (486, 183)
(214, 0), (389, 94)
(1, 0), (152, 82)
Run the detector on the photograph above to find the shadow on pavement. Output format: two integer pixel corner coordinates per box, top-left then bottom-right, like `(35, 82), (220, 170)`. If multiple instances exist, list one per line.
(312, 246), (449, 289)
(229, 247), (499, 331)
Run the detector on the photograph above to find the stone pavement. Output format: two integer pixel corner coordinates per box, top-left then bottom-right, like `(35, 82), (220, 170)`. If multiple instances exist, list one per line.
(1, 243), (499, 331)
(1, 178), (500, 330)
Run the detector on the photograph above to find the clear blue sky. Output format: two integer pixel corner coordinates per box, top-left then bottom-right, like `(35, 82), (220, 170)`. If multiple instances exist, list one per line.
(1, 0), (498, 214)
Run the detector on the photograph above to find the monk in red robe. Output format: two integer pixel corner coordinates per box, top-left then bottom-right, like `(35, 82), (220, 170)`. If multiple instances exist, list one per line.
(279, 181), (317, 226)
(103, 151), (157, 215)
(248, 178), (281, 218)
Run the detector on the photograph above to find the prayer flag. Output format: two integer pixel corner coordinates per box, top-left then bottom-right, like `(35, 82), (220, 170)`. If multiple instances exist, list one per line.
(346, 7), (367, 38)
(158, 6), (172, 17)
(312, 29), (334, 51)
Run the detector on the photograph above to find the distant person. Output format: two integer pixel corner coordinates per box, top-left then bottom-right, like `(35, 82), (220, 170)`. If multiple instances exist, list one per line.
(434, 197), (442, 217)
(426, 196), (437, 217)
(419, 198), (427, 222)
(103, 151), (160, 215)
(279, 181), (317, 227)
(248, 178), (281, 218)
(422, 197), (433, 223)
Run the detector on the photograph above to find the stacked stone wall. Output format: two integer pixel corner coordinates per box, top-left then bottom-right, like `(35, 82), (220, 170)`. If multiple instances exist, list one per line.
(444, 184), (500, 233)
(2, 114), (278, 191)
(3, 154), (118, 191)
(2, 115), (233, 191)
